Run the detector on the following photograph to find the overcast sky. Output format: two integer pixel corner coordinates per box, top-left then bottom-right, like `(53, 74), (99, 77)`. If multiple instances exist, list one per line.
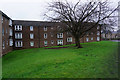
(0, 0), (119, 21)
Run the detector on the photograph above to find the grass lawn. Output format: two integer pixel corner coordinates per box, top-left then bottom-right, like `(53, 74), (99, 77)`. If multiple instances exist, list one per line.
(2, 41), (119, 78)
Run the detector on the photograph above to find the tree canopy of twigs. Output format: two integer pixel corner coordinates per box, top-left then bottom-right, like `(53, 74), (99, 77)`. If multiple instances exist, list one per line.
(45, 0), (118, 48)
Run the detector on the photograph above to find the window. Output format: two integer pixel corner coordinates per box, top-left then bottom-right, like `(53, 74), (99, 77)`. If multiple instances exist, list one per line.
(86, 38), (89, 42)
(97, 26), (100, 29)
(44, 33), (47, 39)
(2, 16), (3, 23)
(51, 27), (53, 29)
(15, 25), (22, 31)
(57, 40), (63, 45)
(15, 33), (22, 39)
(6, 29), (7, 33)
(67, 37), (72, 42)
(9, 39), (13, 46)
(44, 26), (47, 31)
(57, 33), (63, 38)
(97, 37), (100, 41)
(7, 41), (8, 45)
(15, 41), (23, 47)
(51, 40), (54, 44)
(9, 19), (12, 26)
(30, 26), (33, 31)
(30, 41), (34, 47)
(30, 33), (34, 39)
(91, 32), (93, 35)
(97, 31), (100, 35)
(2, 28), (4, 36)
(44, 41), (47, 46)
(2, 41), (5, 49)
(9, 28), (12, 36)
(91, 37), (93, 40)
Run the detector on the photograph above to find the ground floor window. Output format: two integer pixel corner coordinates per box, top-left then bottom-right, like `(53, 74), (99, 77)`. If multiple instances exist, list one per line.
(86, 38), (89, 42)
(15, 41), (23, 47)
(30, 41), (34, 47)
(2, 41), (5, 49)
(91, 37), (93, 40)
(51, 40), (54, 44)
(44, 41), (47, 46)
(57, 40), (63, 45)
(97, 37), (100, 41)
(9, 39), (13, 46)
(67, 37), (72, 42)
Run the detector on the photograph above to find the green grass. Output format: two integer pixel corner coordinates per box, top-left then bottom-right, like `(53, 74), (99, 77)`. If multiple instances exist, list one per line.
(2, 41), (119, 78)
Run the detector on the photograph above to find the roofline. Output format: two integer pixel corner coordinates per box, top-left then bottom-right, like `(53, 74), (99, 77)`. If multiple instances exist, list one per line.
(0, 10), (11, 20)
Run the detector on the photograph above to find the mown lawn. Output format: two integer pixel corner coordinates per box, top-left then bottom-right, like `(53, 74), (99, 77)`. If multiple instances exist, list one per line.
(2, 41), (119, 78)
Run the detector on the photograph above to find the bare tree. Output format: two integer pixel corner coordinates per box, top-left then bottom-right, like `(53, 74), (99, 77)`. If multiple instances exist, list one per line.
(45, 0), (118, 48)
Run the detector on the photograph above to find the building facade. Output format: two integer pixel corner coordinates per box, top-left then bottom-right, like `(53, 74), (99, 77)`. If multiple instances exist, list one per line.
(0, 11), (101, 55)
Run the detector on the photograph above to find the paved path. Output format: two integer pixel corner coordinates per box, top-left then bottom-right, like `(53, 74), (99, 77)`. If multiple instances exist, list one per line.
(111, 40), (120, 42)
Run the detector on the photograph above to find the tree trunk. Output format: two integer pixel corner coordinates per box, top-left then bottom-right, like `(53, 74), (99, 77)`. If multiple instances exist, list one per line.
(75, 37), (82, 48)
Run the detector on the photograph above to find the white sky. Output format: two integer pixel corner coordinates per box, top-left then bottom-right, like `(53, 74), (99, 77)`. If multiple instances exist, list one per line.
(0, 0), (119, 21)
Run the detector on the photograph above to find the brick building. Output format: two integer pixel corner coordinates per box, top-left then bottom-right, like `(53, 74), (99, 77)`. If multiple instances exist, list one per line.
(0, 11), (101, 55)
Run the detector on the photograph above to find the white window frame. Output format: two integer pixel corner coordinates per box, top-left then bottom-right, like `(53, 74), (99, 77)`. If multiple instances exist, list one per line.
(2, 16), (3, 23)
(97, 37), (100, 41)
(9, 39), (13, 46)
(67, 37), (72, 42)
(51, 40), (54, 44)
(15, 33), (22, 39)
(91, 37), (93, 40)
(30, 26), (33, 31)
(97, 31), (100, 35)
(15, 25), (22, 31)
(15, 41), (23, 47)
(30, 41), (34, 47)
(57, 33), (63, 38)
(57, 40), (63, 45)
(2, 28), (4, 36)
(44, 41), (47, 46)
(9, 19), (12, 26)
(44, 26), (47, 31)
(2, 41), (5, 49)
(86, 38), (89, 42)
(30, 33), (34, 39)
(44, 33), (47, 39)
(9, 28), (13, 36)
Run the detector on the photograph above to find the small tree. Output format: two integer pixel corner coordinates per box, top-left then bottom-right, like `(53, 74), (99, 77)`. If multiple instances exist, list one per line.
(45, 0), (118, 48)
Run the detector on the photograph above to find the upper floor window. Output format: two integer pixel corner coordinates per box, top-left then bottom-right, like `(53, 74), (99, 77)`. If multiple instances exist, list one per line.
(15, 25), (22, 31)
(57, 33), (63, 38)
(15, 33), (22, 39)
(2, 16), (3, 23)
(51, 27), (53, 30)
(30, 33), (34, 39)
(30, 26), (33, 31)
(44, 33), (47, 39)
(15, 41), (23, 47)
(9, 19), (12, 26)
(9, 28), (13, 36)
(67, 37), (72, 42)
(2, 28), (4, 36)
(6, 29), (7, 33)
(44, 26), (47, 31)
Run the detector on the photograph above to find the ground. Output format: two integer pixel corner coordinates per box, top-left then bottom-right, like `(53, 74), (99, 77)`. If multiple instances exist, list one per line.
(2, 41), (119, 78)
